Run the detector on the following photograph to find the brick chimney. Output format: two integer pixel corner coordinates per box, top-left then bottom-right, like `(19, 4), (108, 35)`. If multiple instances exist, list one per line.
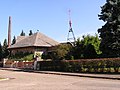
(8, 16), (11, 47)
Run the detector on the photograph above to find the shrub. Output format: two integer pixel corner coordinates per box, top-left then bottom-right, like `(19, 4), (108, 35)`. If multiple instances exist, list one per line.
(22, 54), (34, 61)
(37, 58), (120, 73)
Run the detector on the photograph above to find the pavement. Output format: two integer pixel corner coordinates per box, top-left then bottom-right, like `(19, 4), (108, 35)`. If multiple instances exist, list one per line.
(0, 67), (120, 80)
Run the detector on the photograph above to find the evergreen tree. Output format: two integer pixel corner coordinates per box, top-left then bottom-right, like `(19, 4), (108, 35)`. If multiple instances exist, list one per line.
(11, 36), (16, 45)
(98, 0), (120, 57)
(0, 42), (3, 60)
(29, 30), (33, 36)
(20, 30), (25, 36)
(2, 39), (9, 58)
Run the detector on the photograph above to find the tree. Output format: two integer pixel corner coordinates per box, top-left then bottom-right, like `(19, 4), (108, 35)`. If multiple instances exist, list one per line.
(43, 44), (73, 60)
(2, 39), (9, 58)
(43, 34), (101, 60)
(81, 34), (101, 55)
(0, 43), (3, 60)
(11, 36), (16, 45)
(29, 30), (33, 36)
(73, 34), (101, 59)
(83, 44), (97, 59)
(53, 44), (72, 60)
(73, 38), (84, 59)
(20, 30), (25, 36)
(98, 0), (120, 57)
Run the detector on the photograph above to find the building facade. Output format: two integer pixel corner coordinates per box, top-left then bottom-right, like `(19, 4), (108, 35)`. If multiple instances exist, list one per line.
(8, 32), (59, 59)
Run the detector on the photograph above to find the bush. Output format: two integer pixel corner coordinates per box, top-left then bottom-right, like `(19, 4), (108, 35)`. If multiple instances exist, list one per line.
(38, 61), (62, 71)
(37, 58), (120, 73)
(22, 54), (34, 61)
(10, 52), (33, 61)
(0, 61), (3, 67)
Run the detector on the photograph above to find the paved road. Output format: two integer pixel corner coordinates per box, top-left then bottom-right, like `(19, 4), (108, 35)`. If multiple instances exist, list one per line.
(0, 70), (120, 90)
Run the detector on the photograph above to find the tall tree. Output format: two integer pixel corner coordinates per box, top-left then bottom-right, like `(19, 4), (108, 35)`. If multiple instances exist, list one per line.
(2, 39), (9, 58)
(29, 30), (33, 36)
(0, 42), (3, 60)
(98, 0), (120, 57)
(20, 30), (25, 36)
(42, 44), (72, 60)
(81, 34), (101, 55)
(73, 34), (101, 59)
(53, 44), (72, 60)
(11, 36), (16, 45)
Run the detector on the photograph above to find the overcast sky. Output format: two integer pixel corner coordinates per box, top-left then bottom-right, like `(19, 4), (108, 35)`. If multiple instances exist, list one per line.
(0, 0), (105, 44)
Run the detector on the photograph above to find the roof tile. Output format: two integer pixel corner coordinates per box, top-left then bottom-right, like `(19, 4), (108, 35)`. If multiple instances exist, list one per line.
(9, 32), (59, 48)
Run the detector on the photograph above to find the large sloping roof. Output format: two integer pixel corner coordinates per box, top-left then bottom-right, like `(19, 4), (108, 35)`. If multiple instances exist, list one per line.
(9, 32), (59, 49)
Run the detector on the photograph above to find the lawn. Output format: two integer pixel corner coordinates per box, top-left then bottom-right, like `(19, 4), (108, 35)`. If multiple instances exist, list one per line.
(0, 77), (4, 80)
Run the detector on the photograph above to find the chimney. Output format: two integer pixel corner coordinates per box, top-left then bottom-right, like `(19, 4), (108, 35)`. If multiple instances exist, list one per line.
(8, 16), (11, 47)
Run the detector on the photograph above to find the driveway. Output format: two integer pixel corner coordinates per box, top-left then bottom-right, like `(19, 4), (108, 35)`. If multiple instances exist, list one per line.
(0, 70), (120, 90)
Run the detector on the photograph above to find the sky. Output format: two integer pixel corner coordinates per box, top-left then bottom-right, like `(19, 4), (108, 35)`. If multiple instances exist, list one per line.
(0, 0), (105, 44)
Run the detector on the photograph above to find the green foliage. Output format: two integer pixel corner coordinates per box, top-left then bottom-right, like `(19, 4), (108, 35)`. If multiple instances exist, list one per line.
(43, 34), (101, 60)
(73, 38), (84, 59)
(73, 34), (101, 59)
(37, 58), (120, 73)
(11, 36), (16, 45)
(81, 34), (101, 54)
(2, 39), (9, 58)
(22, 54), (34, 61)
(20, 30), (25, 36)
(0, 43), (3, 60)
(98, 0), (120, 57)
(38, 61), (62, 71)
(83, 44), (97, 59)
(43, 44), (73, 60)
(53, 44), (73, 60)
(10, 51), (33, 61)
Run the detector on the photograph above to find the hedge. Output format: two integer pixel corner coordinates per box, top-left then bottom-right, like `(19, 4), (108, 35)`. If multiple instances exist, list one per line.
(0, 62), (3, 67)
(37, 58), (120, 73)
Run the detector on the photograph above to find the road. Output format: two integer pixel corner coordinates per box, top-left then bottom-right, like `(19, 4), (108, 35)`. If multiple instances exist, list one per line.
(0, 70), (120, 90)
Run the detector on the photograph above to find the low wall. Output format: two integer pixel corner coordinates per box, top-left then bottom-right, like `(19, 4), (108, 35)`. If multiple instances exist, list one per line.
(3, 59), (33, 69)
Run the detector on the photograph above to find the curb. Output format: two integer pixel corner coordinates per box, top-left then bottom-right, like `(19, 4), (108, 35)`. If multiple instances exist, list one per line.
(23, 70), (120, 80)
(33, 71), (120, 80)
(1, 68), (120, 80)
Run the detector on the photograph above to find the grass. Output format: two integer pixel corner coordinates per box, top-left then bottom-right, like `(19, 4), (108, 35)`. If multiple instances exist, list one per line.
(0, 77), (4, 79)
(0, 77), (9, 81)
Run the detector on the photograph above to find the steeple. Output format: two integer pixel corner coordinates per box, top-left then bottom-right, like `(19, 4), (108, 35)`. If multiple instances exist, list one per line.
(8, 16), (11, 47)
